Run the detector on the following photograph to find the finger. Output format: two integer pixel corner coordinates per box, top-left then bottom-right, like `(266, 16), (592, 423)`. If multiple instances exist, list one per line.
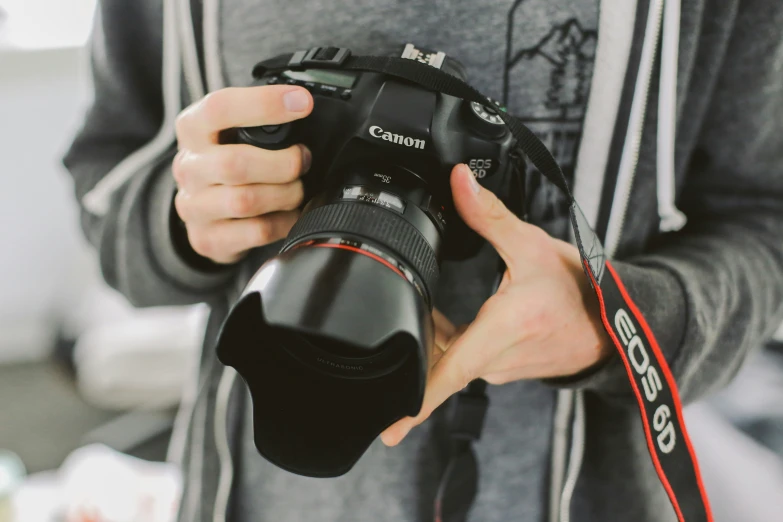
(173, 144), (311, 191)
(450, 164), (549, 275)
(186, 211), (300, 264)
(381, 315), (507, 446)
(429, 322), (468, 377)
(430, 315), (464, 378)
(176, 85), (313, 150)
(433, 309), (456, 352)
(380, 350), (477, 447)
(175, 181), (304, 223)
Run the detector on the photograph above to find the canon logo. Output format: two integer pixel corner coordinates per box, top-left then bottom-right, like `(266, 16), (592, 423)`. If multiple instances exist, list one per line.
(369, 125), (426, 150)
(615, 308), (676, 454)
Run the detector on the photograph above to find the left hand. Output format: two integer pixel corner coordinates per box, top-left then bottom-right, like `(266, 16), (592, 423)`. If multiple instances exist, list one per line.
(381, 164), (612, 447)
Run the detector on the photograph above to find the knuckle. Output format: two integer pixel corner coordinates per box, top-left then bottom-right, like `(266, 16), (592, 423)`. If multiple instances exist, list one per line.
(199, 91), (227, 129)
(249, 218), (273, 246)
(188, 228), (213, 257)
(173, 191), (191, 221)
(173, 152), (196, 187)
(282, 181), (305, 210)
(285, 146), (304, 179)
(171, 154), (185, 185)
(229, 187), (257, 216)
(175, 106), (196, 139)
(218, 149), (246, 182)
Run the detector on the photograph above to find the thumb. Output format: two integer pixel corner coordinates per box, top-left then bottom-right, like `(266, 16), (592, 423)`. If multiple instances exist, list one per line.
(451, 163), (531, 267)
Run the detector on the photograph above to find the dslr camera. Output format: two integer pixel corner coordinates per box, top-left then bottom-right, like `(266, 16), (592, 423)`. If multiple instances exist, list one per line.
(216, 44), (517, 477)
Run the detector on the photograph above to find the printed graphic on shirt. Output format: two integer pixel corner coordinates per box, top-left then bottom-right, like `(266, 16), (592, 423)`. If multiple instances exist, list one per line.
(504, 0), (598, 238)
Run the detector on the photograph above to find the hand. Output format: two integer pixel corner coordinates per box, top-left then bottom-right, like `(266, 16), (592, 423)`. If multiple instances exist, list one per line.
(381, 164), (612, 446)
(172, 85), (314, 264)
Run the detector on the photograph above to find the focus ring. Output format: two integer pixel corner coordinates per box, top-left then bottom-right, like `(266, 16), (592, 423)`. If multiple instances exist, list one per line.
(284, 202), (439, 297)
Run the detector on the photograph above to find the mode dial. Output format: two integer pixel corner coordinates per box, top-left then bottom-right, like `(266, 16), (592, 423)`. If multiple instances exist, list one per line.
(464, 100), (508, 139)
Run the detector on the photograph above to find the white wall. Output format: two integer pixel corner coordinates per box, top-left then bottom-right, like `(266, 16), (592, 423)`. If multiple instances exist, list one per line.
(0, 47), (97, 360)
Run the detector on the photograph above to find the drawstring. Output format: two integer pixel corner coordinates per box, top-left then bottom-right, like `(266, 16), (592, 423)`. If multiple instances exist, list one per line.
(203, 0), (225, 92)
(178, 0), (206, 102)
(656, 0), (687, 232)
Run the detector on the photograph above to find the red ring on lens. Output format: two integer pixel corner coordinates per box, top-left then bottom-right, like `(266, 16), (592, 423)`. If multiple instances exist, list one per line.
(309, 243), (407, 280)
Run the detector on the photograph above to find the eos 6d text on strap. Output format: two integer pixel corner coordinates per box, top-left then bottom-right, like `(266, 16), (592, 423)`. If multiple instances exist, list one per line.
(253, 46), (713, 522)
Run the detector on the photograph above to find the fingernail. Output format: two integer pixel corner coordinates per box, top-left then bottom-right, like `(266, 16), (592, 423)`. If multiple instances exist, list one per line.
(284, 89), (310, 112)
(464, 165), (481, 194)
(300, 146), (312, 173)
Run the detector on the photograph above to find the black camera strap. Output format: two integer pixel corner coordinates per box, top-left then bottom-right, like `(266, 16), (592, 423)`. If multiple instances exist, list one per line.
(254, 48), (713, 522)
(434, 378), (488, 522)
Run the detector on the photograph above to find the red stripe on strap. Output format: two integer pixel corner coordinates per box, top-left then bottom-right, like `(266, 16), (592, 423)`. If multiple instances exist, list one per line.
(584, 259), (686, 522)
(604, 261), (713, 522)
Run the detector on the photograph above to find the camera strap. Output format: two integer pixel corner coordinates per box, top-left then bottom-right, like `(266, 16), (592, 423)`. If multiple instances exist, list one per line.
(254, 49), (713, 522)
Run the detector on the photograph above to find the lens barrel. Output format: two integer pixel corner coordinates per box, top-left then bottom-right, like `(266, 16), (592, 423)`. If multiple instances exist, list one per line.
(285, 200), (438, 302)
(215, 163), (442, 477)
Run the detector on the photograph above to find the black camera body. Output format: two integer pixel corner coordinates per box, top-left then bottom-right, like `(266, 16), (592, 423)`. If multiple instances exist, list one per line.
(216, 45), (517, 478)
(238, 45), (515, 271)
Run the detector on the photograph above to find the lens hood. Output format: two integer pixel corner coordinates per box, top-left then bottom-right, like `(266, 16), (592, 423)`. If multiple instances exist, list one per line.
(215, 244), (432, 477)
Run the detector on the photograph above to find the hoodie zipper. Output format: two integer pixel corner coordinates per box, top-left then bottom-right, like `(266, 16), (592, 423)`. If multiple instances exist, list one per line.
(603, 0), (665, 257)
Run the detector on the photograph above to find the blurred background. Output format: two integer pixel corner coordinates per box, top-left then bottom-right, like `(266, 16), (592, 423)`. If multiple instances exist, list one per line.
(0, 2), (781, 522)
(1, 2), (201, 520)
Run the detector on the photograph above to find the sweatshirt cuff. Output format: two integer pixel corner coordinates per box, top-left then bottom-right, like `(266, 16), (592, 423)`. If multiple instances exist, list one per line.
(544, 260), (688, 397)
(147, 161), (238, 292)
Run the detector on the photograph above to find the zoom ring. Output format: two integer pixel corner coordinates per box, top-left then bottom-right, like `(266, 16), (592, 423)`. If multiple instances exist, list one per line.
(284, 202), (439, 298)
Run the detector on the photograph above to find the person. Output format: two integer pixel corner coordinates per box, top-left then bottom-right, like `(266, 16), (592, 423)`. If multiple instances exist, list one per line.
(63, 0), (783, 521)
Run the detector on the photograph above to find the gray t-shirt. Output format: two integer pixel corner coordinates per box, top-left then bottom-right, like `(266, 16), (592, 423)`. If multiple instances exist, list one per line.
(220, 1), (598, 520)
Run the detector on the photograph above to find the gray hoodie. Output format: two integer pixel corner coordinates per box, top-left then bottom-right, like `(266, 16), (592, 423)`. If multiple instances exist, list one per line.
(63, 0), (783, 521)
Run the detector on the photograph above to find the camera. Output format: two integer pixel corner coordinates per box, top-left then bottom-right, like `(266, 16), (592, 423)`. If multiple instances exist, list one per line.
(215, 44), (517, 477)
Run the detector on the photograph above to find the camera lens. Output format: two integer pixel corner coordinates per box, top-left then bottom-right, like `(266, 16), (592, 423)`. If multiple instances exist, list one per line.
(215, 163), (443, 476)
(283, 164), (443, 310)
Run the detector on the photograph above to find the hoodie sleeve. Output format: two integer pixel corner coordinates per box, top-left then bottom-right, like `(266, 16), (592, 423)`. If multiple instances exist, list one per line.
(63, 0), (237, 308)
(551, 0), (783, 403)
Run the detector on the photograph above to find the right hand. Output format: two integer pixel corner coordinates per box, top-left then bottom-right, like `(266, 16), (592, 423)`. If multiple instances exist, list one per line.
(173, 85), (314, 264)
